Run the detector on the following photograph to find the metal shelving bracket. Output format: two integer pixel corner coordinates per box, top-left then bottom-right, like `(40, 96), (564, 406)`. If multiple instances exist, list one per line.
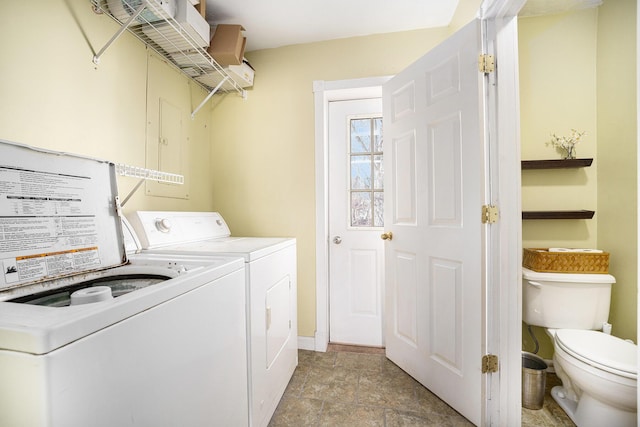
(93, 1), (146, 64)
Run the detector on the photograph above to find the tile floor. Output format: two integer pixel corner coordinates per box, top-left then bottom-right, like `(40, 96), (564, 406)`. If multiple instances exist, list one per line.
(269, 345), (576, 426)
(522, 372), (575, 427)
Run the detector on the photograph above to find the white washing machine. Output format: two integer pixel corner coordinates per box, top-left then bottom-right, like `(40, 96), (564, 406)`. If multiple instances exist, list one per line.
(128, 210), (298, 427)
(0, 141), (248, 427)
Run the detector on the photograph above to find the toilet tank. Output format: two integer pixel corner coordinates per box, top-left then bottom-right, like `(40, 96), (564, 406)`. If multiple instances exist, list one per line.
(522, 268), (616, 330)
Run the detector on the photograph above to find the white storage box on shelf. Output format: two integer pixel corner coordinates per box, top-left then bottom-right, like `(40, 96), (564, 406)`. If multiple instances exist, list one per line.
(107, 0), (176, 24)
(226, 59), (255, 88)
(170, 51), (211, 71)
(197, 59), (254, 89)
(174, 0), (209, 45)
(141, 0), (210, 53)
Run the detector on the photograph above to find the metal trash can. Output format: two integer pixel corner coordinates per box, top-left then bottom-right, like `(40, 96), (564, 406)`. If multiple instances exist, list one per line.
(522, 352), (547, 410)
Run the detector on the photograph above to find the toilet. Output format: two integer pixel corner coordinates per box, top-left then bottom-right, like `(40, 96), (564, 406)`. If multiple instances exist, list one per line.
(522, 268), (637, 427)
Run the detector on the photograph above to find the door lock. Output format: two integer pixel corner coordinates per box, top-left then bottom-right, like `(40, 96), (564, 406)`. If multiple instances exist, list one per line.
(333, 236), (342, 244)
(380, 232), (393, 241)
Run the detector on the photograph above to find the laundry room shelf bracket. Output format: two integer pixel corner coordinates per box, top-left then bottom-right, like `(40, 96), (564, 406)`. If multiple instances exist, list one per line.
(115, 163), (184, 206)
(91, 0), (246, 115)
(191, 76), (228, 119)
(92, 2), (146, 65)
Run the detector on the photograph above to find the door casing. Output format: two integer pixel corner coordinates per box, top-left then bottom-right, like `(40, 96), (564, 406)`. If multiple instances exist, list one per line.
(312, 76), (392, 352)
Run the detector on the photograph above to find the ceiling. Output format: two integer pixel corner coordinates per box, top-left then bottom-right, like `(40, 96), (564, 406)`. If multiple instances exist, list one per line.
(203, 0), (604, 52)
(204, 0), (460, 52)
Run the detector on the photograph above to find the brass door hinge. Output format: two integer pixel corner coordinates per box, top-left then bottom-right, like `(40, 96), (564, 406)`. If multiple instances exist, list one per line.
(482, 205), (499, 224)
(482, 354), (499, 373)
(478, 54), (495, 73)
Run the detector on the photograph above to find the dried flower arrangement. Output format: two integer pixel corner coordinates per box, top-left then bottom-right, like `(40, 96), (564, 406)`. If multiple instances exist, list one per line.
(546, 129), (586, 159)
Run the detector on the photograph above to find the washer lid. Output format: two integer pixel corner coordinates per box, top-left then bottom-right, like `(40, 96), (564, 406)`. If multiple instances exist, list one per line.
(0, 140), (126, 296)
(555, 329), (637, 378)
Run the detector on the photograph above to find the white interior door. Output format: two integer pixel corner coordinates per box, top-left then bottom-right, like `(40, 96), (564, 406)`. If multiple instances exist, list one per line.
(329, 98), (385, 347)
(383, 19), (486, 425)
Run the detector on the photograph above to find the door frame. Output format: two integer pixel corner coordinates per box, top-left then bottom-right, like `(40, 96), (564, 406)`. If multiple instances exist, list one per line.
(478, 1), (525, 424)
(312, 76), (392, 353)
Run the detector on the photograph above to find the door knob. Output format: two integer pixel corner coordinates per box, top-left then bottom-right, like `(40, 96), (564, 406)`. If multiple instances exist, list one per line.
(380, 232), (393, 241)
(333, 236), (342, 244)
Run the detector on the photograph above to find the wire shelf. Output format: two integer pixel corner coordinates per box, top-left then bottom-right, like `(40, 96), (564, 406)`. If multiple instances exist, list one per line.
(91, 0), (245, 99)
(115, 163), (184, 184)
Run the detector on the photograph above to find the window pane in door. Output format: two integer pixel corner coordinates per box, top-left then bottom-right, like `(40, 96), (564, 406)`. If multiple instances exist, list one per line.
(351, 192), (372, 226)
(348, 115), (383, 227)
(373, 154), (383, 190)
(373, 118), (383, 152)
(351, 119), (372, 153)
(351, 155), (372, 189)
(374, 192), (384, 227)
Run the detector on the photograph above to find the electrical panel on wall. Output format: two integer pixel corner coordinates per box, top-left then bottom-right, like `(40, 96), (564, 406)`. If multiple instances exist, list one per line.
(145, 53), (191, 200)
(146, 98), (189, 199)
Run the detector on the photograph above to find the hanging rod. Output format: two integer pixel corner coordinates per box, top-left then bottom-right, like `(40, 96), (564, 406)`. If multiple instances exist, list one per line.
(115, 163), (184, 206)
(115, 163), (184, 183)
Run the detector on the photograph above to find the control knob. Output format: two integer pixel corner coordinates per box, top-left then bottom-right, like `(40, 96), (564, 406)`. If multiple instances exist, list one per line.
(155, 218), (172, 233)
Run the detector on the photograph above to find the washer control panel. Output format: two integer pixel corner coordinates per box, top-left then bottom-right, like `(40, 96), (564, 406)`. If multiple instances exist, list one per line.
(127, 211), (231, 249)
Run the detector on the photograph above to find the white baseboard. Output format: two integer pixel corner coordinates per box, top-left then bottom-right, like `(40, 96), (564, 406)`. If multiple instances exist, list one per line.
(298, 336), (316, 351)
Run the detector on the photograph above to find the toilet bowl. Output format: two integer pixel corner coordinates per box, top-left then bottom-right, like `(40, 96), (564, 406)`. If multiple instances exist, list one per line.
(548, 329), (637, 427)
(522, 268), (638, 426)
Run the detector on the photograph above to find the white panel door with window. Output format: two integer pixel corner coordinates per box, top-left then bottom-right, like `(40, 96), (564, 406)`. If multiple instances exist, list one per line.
(329, 98), (384, 347)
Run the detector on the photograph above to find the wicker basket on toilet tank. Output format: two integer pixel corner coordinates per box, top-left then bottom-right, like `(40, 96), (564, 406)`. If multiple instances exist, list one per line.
(523, 248), (609, 274)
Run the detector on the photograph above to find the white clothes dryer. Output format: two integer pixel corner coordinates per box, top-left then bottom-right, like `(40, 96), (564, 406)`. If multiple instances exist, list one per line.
(128, 210), (298, 427)
(0, 141), (248, 427)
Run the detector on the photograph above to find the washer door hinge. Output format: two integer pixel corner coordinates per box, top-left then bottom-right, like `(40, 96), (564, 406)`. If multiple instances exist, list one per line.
(482, 205), (499, 224)
(478, 54), (495, 73)
(114, 196), (123, 218)
(482, 354), (499, 373)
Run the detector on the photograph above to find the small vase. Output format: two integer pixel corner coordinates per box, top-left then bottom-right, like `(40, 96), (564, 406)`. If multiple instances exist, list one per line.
(565, 146), (576, 159)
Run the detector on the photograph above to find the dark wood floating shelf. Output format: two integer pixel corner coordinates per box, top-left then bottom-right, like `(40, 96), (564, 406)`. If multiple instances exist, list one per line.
(522, 210), (595, 220)
(521, 158), (593, 170)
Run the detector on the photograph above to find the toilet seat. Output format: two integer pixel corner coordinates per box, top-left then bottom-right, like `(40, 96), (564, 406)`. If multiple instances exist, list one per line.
(555, 329), (637, 379)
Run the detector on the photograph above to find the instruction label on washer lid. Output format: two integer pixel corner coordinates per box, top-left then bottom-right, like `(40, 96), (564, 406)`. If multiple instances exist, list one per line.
(0, 141), (126, 293)
(0, 167), (102, 286)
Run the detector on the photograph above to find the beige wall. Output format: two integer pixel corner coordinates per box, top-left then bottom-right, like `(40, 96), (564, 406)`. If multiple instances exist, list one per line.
(204, 0), (481, 340)
(520, 9), (599, 249)
(520, 2), (637, 357)
(208, 29), (453, 338)
(206, 0), (480, 338)
(0, 0), (215, 213)
(596, 0), (637, 343)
